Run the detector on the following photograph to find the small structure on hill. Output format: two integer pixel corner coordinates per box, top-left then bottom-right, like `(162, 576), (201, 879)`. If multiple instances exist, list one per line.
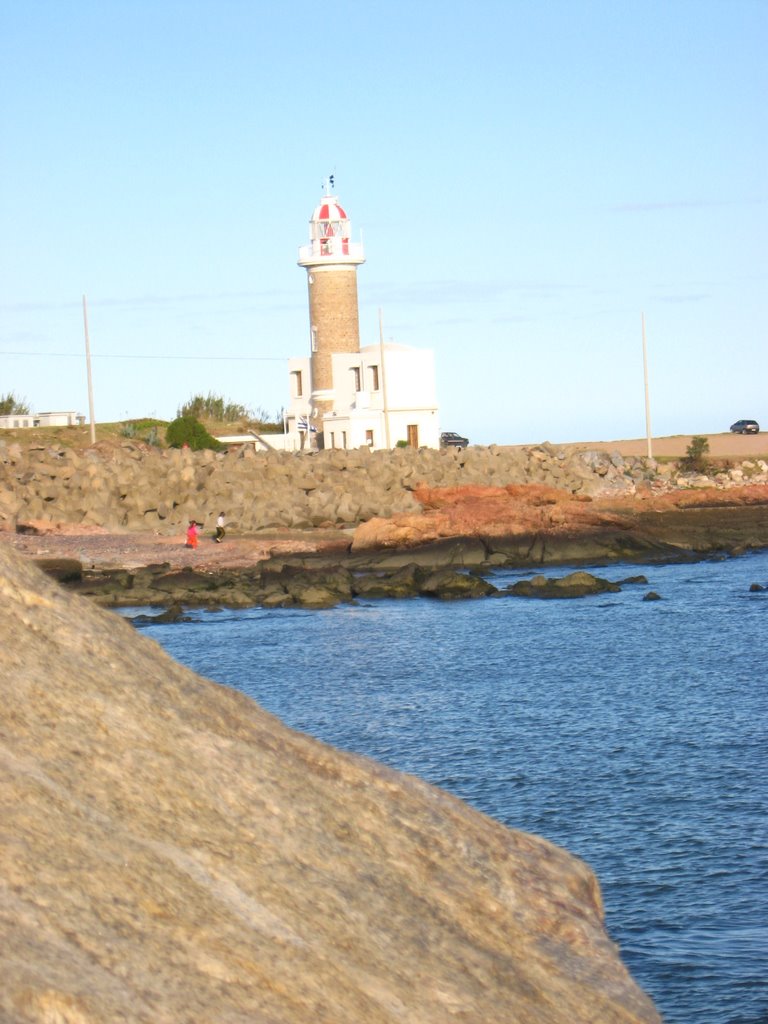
(0, 410), (85, 430)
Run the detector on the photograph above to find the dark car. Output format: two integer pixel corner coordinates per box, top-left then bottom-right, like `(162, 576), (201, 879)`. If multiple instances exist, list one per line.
(730, 419), (760, 434)
(440, 431), (469, 449)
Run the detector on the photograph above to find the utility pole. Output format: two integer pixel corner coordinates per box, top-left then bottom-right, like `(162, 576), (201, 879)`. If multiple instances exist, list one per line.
(82, 295), (96, 444)
(642, 313), (652, 459)
(378, 308), (391, 449)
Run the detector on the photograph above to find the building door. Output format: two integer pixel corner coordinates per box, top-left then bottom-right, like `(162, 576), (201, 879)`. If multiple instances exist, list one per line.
(407, 424), (419, 448)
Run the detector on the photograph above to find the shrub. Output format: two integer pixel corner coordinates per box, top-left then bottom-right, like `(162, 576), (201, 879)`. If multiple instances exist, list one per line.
(165, 416), (225, 452)
(119, 419), (166, 445)
(679, 435), (711, 474)
(176, 393), (284, 432)
(0, 392), (30, 415)
(177, 392), (249, 422)
(247, 406), (285, 434)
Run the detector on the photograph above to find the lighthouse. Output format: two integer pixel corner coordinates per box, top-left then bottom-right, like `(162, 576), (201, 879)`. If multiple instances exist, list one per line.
(285, 185), (440, 453)
(297, 181), (365, 442)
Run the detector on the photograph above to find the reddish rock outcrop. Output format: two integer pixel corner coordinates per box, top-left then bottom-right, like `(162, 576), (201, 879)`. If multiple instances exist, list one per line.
(351, 483), (768, 563)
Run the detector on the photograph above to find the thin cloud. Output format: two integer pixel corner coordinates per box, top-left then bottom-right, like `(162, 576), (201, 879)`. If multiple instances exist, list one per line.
(0, 289), (295, 314)
(365, 278), (582, 307)
(658, 292), (710, 304)
(613, 198), (765, 213)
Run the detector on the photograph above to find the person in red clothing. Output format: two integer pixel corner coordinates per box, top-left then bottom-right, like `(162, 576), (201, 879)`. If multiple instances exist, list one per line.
(185, 520), (199, 549)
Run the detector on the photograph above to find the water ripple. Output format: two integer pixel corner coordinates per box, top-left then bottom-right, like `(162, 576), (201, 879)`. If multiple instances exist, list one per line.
(133, 550), (768, 1024)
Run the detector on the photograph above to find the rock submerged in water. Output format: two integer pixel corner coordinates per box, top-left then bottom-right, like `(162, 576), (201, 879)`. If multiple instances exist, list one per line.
(417, 566), (498, 600)
(0, 544), (661, 1023)
(507, 570), (622, 599)
(60, 559), (503, 610)
(131, 601), (191, 624)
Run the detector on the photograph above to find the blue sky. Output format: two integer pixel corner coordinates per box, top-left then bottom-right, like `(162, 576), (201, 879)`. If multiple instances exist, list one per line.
(1, 0), (765, 445)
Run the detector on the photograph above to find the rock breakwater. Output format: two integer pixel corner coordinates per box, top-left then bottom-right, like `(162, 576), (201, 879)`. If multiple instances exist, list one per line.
(4, 440), (768, 611)
(0, 438), (673, 534)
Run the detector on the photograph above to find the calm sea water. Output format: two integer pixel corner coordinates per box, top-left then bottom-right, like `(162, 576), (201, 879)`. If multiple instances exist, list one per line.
(130, 550), (768, 1024)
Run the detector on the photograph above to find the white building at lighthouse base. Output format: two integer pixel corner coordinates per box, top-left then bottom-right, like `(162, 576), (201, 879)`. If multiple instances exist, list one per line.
(286, 341), (439, 451)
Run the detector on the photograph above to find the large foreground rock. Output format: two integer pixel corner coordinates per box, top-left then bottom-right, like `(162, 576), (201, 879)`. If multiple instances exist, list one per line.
(0, 545), (660, 1023)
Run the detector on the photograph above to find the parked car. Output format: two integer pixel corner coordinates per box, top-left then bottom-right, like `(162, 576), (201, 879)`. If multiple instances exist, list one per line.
(729, 419), (760, 434)
(440, 431), (469, 449)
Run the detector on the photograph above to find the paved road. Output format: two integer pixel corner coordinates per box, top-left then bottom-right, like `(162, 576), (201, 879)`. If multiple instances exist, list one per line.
(512, 433), (767, 460)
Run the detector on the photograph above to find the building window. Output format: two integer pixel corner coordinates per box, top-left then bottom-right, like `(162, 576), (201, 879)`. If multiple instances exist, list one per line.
(291, 370), (303, 398)
(351, 367), (361, 392)
(365, 429), (374, 446)
(370, 365), (380, 391)
(329, 432), (335, 449)
(342, 431), (347, 449)
(311, 327), (317, 352)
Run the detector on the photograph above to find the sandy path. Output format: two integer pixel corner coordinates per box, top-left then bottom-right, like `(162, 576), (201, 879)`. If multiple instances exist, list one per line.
(509, 433), (768, 459)
(2, 526), (352, 571)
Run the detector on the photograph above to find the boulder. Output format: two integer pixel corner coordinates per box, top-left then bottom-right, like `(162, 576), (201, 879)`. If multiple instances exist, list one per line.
(150, 569), (220, 594)
(131, 603), (191, 624)
(261, 564), (354, 608)
(0, 544), (661, 1024)
(32, 557), (83, 583)
(351, 564), (425, 599)
(291, 583), (345, 608)
(507, 571), (622, 599)
(418, 567), (499, 599)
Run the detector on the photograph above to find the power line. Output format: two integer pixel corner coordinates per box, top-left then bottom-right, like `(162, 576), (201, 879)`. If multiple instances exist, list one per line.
(1, 351), (287, 361)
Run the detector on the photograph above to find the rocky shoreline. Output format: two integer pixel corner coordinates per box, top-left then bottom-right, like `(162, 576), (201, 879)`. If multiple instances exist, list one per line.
(3, 438), (768, 610)
(2, 434), (767, 536)
(4, 480), (765, 611)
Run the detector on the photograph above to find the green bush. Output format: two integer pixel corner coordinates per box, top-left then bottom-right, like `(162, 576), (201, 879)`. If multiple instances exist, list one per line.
(165, 416), (225, 452)
(176, 393), (284, 432)
(679, 435), (711, 474)
(177, 392), (249, 422)
(119, 418), (166, 445)
(0, 392), (30, 415)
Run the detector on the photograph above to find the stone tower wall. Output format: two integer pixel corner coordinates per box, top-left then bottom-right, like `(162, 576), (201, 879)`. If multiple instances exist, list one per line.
(307, 266), (361, 417)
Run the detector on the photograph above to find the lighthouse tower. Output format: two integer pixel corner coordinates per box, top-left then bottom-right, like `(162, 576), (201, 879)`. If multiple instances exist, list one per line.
(297, 182), (365, 439)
